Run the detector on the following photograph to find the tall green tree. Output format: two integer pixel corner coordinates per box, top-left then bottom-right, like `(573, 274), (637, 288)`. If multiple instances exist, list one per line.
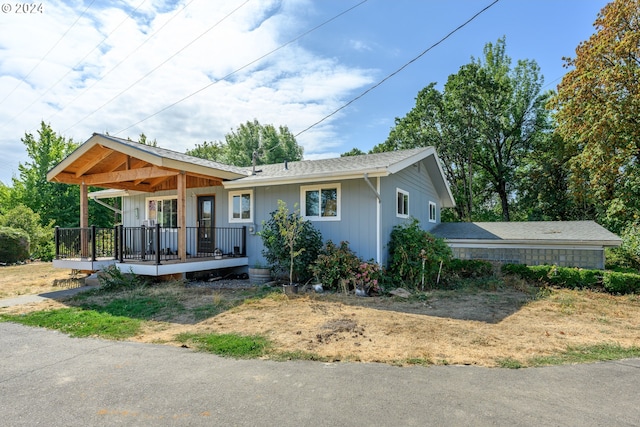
(11, 122), (79, 227)
(341, 147), (366, 157)
(375, 38), (550, 221)
(550, 0), (640, 231)
(187, 120), (304, 167)
(186, 140), (226, 162)
(10, 122), (114, 228)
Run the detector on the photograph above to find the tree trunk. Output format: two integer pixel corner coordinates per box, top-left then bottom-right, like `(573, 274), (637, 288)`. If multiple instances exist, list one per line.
(498, 180), (510, 221)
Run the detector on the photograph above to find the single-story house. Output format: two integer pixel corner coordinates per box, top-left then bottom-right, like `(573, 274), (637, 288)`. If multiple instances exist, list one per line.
(431, 221), (622, 270)
(47, 133), (455, 276)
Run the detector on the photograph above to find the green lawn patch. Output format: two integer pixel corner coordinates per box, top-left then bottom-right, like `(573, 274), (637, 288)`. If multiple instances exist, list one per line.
(0, 308), (142, 339)
(78, 294), (184, 321)
(177, 332), (271, 358)
(529, 344), (640, 366)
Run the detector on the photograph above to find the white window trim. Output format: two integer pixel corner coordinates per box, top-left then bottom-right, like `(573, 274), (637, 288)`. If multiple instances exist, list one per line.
(429, 201), (437, 223)
(300, 183), (341, 221)
(396, 188), (409, 218)
(228, 190), (254, 223)
(145, 195), (178, 226)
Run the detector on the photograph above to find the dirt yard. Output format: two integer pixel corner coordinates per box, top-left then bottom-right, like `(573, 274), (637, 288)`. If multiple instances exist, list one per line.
(2, 263), (639, 367)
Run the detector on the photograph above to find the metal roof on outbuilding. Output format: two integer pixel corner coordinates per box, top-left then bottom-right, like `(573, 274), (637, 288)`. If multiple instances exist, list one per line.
(431, 221), (622, 247)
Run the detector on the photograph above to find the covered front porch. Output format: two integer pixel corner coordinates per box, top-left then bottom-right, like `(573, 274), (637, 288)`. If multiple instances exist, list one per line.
(46, 133), (251, 276)
(53, 224), (248, 276)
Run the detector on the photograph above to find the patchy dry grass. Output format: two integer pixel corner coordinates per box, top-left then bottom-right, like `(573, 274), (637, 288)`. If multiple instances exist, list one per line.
(0, 262), (86, 298)
(1, 264), (639, 367)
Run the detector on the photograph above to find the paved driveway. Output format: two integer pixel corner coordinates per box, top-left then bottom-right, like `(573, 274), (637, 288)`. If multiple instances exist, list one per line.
(1, 322), (638, 426)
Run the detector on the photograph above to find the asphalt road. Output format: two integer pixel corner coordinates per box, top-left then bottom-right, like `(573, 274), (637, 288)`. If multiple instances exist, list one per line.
(1, 322), (639, 426)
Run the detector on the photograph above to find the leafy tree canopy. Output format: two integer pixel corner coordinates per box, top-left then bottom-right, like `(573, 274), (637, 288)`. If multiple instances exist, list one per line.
(8, 122), (115, 228)
(341, 147), (366, 157)
(374, 38), (550, 221)
(187, 119), (303, 167)
(550, 0), (640, 231)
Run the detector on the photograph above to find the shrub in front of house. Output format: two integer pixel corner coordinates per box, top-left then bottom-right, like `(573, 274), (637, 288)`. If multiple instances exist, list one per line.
(309, 241), (383, 294)
(438, 259), (495, 288)
(0, 226), (30, 264)
(502, 264), (607, 291)
(387, 218), (452, 290)
(309, 240), (360, 293)
(606, 223), (640, 271)
(602, 271), (640, 294)
(259, 202), (322, 283)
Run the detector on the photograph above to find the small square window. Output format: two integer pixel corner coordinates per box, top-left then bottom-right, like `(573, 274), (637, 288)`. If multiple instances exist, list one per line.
(229, 190), (253, 223)
(301, 184), (341, 221)
(397, 189), (409, 218)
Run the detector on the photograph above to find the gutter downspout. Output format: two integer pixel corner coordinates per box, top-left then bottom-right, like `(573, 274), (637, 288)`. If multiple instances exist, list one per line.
(91, 196), (123, 215)
(364, 173), (382, 265)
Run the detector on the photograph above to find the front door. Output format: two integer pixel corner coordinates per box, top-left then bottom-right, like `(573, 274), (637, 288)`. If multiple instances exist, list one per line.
(197, 196), (215, 253)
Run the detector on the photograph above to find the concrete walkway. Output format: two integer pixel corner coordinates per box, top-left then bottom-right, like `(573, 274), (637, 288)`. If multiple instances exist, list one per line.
(0, 285), (97, 308)
(1, 322), (639, 426)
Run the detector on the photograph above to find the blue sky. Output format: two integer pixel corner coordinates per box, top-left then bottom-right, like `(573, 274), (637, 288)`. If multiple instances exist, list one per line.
(0, 0), (608, 185)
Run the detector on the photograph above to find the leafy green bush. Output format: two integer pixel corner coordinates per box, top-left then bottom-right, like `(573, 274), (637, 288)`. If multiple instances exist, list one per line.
(309, 241), (383, 294)
(439, 259), (494, 288)
(602, 271), (640, 294)
(502, 264), (602, 291)
(387, 218), (452, 289)
(606, 223), (640, 271)
(0, 204), (55, 261)
(259, 201), (322, 283)
(447, 259), (493, 278)
(0, 226), (30, 263)
(309, 240), (360, 292)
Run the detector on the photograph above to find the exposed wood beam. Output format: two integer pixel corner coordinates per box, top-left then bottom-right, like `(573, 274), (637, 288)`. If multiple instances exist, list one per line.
(147, 176), (169, 188)
(74, 148), (114, 177)
(77, 167), (179, 186)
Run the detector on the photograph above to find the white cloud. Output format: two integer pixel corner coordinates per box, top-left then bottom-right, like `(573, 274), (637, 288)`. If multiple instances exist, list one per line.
(0, 0), (375, 183)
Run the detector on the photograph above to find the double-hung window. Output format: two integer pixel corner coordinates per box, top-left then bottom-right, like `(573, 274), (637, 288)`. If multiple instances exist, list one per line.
(301, 184), (340, 221)
(229, 190), (253, 223)
(396, 188), (409, 218)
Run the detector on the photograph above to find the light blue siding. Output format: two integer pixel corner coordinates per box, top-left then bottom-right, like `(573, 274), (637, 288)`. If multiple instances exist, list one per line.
(379, 159), (440, 265)
(117, 157), (442, 268)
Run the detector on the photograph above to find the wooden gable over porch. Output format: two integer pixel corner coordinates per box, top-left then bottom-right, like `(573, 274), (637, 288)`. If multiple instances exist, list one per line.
(47, 133), (248, 261)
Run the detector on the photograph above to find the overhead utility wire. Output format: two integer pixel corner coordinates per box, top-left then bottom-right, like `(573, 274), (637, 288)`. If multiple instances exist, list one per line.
(113, 0), (369, 136)
(0, 0), (96, 106)
(294, 0), (500, 138)
(59, 0), (204, 133)
(0, 0), (148, 132)
(63, 0), (249, 134)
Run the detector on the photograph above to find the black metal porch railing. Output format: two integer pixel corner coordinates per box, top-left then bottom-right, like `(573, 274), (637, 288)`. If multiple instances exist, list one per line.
(54, 226), (116, 260)
(54, 225), (247, 265)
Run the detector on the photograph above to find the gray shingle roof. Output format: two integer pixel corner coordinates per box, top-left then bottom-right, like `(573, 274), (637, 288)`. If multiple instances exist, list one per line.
(227, 147), (434, 184)
(431, 221), (622, 246)
(95, 133), (248, 176)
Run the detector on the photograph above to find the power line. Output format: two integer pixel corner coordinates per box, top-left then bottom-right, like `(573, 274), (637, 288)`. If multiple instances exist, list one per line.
(0, 0), (96, 107)
(113, 0), (369, 136)
(56, 0), (202, 132)
(294, 0), (501, 138)
(0, 0), (147, 132)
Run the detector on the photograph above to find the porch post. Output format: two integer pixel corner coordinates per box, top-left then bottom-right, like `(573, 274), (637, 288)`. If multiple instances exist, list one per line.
(80, 182), (89, 257)
(177, 171), (187, 262)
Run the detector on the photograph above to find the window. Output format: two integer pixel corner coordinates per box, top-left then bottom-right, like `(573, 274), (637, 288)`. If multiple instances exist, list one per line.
(301, 184), (340, 220)
(429, 201), (437, 223)
(146, 196), (178, 227)
(396, 188), (409, 218)
(229, 190), (253, 223)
